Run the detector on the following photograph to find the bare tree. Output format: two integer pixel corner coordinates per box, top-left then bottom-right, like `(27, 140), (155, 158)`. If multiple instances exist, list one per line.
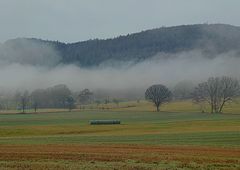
(145, 84), (172, 112)
(193, 76), (240, 113)
(218, 76), (240, 113)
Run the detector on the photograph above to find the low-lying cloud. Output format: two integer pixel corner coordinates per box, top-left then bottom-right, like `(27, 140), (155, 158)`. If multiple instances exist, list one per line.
(0, 47), (239, 99)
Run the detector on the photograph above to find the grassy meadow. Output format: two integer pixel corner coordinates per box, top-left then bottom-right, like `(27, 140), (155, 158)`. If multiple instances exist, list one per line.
(0, 100), (239, 169)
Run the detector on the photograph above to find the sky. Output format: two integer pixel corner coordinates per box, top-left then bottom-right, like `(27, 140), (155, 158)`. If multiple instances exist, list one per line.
(0, 0), (239, 43)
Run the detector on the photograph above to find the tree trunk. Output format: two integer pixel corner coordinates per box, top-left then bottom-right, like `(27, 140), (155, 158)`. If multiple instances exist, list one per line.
(219, 100), (226, 113)
(156, 105), (160, 112)
(211, 103), (213, 114)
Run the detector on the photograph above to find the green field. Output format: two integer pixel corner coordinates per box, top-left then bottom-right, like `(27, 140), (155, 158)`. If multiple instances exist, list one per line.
(0, 101), (239, 169)
(0, 110), (240, 146)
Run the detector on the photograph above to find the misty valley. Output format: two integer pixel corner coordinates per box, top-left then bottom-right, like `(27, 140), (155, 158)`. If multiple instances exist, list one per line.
(0, 24), (240, 170)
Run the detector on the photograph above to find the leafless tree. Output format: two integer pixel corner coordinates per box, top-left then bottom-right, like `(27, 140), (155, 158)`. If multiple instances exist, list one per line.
(193, 76), (240, 113)
(218, 76), (240, 113)
(145, 84), (172, 112)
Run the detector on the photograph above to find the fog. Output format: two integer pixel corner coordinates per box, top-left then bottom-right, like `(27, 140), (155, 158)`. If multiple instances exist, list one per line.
(0, 39), (61, 67)
(0, 45), (239, 99)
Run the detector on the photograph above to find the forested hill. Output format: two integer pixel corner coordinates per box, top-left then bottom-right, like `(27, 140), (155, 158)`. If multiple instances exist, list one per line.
(1, 24), (240, 67)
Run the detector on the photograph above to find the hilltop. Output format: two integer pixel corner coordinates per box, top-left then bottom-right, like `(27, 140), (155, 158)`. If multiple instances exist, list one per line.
(1, 24), (240, 67)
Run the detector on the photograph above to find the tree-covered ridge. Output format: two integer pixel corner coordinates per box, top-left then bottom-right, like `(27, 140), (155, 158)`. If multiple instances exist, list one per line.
(1, 24), (240, 67)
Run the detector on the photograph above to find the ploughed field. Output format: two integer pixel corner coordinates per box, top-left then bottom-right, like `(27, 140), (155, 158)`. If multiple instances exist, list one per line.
(0, 101), (239, 169)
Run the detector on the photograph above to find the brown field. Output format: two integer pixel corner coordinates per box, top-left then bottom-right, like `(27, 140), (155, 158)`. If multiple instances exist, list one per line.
(0, 144), (239, 170)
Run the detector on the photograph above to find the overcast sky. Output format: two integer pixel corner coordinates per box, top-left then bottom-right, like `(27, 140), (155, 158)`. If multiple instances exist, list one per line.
(0, 0), (239, 43)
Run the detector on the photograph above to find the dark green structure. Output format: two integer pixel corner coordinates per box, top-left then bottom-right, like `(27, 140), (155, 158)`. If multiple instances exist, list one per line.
(90, 120), (121, 125)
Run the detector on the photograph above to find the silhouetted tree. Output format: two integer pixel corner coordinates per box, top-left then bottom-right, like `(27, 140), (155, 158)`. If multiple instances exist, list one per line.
(193, 76), (240, 113)
(145, 84), (172, 112)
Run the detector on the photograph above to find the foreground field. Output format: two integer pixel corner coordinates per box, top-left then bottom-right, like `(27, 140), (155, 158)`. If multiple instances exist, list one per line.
(0, 101), (239, 169)
(0, 144), (239, 170)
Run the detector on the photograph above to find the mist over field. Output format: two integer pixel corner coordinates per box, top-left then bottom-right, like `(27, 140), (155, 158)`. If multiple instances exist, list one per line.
(1, 24), (240, 99)
(0, 42), (239, 98)
(1, 1), (240, 170)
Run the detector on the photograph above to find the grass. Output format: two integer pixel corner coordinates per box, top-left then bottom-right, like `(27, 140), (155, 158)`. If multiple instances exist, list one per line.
(0, 110), (239, 147)
(0, 131), (239, 147)
(88, 99), (240, 113)
(0, 100), (239, 169)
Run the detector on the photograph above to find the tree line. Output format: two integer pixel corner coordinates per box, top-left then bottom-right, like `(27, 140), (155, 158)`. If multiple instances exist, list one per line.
(0, 84), (94, 113)
(0, 76), (239, 114)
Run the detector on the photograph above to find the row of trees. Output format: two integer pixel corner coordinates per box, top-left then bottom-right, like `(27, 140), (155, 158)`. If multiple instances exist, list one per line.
(13, 85), (94, 113)
(145, 76), (240, 113)
(0, 76), (238, 114)
(0, 86), (124, 113)
(15, 84), (72, 113)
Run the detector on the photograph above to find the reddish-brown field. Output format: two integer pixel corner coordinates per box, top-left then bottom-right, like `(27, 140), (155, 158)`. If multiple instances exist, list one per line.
(0, 144), (239, 170)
